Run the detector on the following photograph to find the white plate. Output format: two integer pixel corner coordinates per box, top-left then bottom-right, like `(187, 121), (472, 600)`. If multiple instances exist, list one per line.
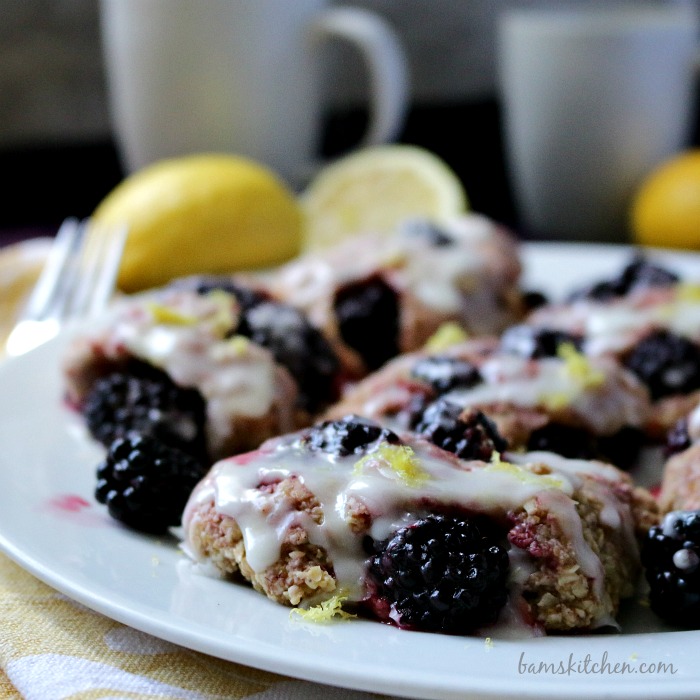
(1, 242), (700, 700)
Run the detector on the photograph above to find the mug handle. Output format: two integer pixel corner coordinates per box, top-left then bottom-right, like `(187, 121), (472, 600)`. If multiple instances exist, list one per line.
(311, 6), (410, 148)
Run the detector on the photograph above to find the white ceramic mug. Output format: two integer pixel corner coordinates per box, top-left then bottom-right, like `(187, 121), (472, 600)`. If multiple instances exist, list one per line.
(99, 0), (409, 187)
(497, 5), (700, 242)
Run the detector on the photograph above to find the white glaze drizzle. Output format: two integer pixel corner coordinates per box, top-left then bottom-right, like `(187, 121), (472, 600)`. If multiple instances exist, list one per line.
(531, 286), (700, 356)
(443, 354), (646, 434)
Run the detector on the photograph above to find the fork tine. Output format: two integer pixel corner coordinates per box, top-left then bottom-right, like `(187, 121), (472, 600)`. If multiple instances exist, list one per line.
(64, 219), (100, 319)
(20, 218), (82, 321)
(87, 222), (127, 318)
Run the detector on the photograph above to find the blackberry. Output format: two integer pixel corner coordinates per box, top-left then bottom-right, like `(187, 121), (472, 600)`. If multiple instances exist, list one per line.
(95, 432), (206, 534)
(595, 426), (645, 470)
(302, 415), (400, 457)
(618, 256), (679, 293)
(415, 399), (507, 461)
(666, 418), (692, 456)
(333, 275), (400, 371)
(237, 301), (340, 413)
(526, 423), (597, 460)
(82, 362), (208, 459)
(180, 279), (340, 412)
(500, 325), (583, 360)
(642, 510), (700, 626)
(175, 276), (270, 314)
(365, 514), (510, 633)
(411, 356), (482, 394)
(623, 330), (700, 400)
(526, 423), (643, 469)
(569, 257), (679, 301)
(522, 290), (549, 312)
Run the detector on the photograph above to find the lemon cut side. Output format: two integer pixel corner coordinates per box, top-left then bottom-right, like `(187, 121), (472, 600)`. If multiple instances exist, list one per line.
(301, 145), (468, 250)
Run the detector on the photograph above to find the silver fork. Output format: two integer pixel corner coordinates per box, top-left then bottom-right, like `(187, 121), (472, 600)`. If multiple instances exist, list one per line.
(5, 217), (127, 357)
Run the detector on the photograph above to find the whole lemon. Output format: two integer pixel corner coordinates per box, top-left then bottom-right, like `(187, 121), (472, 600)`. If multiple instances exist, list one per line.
(630, 149), (700, 250)
(93, 153), (303, 292)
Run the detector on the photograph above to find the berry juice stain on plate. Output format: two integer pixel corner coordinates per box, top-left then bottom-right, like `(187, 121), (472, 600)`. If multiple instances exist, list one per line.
(43, 494), (107, 526)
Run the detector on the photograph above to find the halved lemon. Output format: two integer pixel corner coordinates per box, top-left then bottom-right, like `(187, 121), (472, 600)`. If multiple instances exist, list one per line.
(93, 153), (303, 292)
(301, 145), (468, 250)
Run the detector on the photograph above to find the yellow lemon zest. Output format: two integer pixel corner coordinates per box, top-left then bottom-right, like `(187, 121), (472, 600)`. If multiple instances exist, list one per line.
(557, 342), (604, 388)
(290, 592), (356, 623)
(226, 335), (250, 356)
(202, 289), (238, 337)
(539, 391), (573, 411)
(424, 322), (470, 351)
(146, 302), (198, 326)
(354, 443), (429, 488)
(486, 452), (564, 490)
(677, 282), (700, 303)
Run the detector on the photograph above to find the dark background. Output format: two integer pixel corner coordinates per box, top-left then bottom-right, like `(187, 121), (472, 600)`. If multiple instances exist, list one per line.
(1, 97), (699, 246)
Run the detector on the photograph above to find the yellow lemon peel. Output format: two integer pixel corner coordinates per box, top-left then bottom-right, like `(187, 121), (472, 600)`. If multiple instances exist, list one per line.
(557, 342), (604, 388)
(630, 149), (700, 250)
(202, 289), (238, 337)
(354, 443), (429, 488)
(146, 302), (198, 326)
(486, 452), (564, 490)
(226, 335), (250, 355)
(539, 391), (572, 411)
(290, 592), (356, 623)
(676, 282), (700, 303)
(424, 322), (469, 351)
(93, 153), (302, 293)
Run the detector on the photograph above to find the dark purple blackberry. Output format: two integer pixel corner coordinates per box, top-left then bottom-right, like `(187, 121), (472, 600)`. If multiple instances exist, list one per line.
(499, 325), (583, 360)
(526, 423), (597, 460)
(623, 330), (700, 400)
(237, 301), (339, 413)
(666, 418), (692, 457)
(365, 514), (510, 633)
(415, 399), (507, 461)
(173, 276), (270, 314)
(595, 426), (645, 470)
(569, 257), (679, 301)
(95, 432), (206, 534)
(333, 275), (399, 371)
(522, 290), (549, 311)
(619, 256), (680, 293)
(177, 279), (340, 412)
(395, 391), (432, 431)
(82, 362), (208, 459)
(400, 218), (454, 246)
(302, 415), (400, 457)
(642, 510), (700, 626)
(526, 423), (643, 469)
(410, 356), (482, 393)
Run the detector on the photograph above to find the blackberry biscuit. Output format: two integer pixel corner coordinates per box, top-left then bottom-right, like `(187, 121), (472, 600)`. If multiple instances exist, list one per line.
(181, 416), (657, 635)
(262, 214), (524, 374)
(323, 336), (651, 469)
(525, 257), (700, 438)
(62, 282), (341, 460)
